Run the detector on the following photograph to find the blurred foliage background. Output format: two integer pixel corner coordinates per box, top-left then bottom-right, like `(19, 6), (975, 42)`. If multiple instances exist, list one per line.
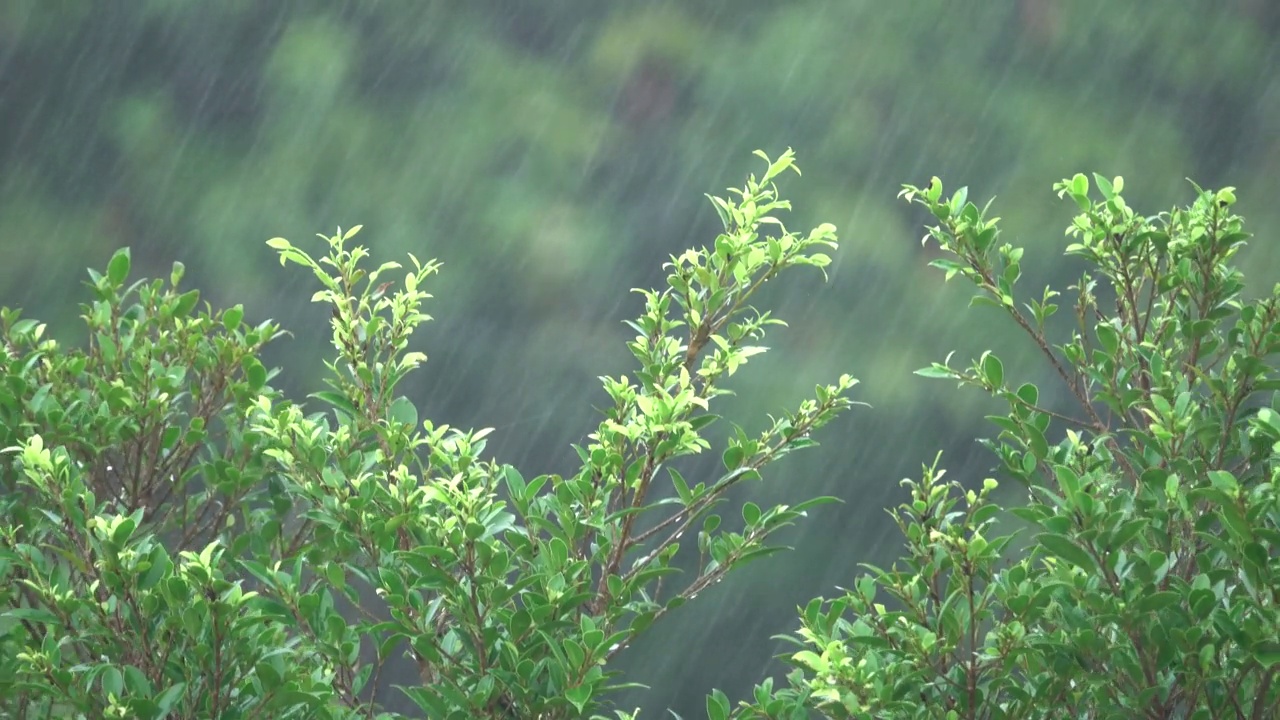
(2, 1), (1278, 714)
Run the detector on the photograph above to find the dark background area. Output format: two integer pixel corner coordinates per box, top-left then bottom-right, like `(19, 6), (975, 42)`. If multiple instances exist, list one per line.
(2, 1), (1278, 714)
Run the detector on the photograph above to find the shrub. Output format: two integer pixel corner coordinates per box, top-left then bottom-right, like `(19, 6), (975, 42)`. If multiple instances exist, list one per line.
(726, 174), (1280, 719)
(0, 150), (859, 719)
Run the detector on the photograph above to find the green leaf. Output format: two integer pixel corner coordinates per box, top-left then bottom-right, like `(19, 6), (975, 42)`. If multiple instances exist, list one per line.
(925, 176), (943, 203)
(107, 248), (131, 287)
(970, 294), (1005, 310)
(1218, 503), (1252, 542)
(389, 396), (418, 428)
(1025, 425), (1049, 460)
(669, 468), (693, 505)
(703, 514), (722, 534)
(1109, 519), (1147, 549)
(1092, 173), (1115, 200)
(736, 545), (789, 566)
(153, 683), (187, 714)
(503, 465), (527, 499)
(1016, 382), (1039, 407)
(566, 683), (591, 713)
(101, 666), (123, 697)
(309, 390), (357, 416)
(742, 501), (761, 526)
(791, 650), (825, 672)
(790, 496), (842, 514)
(242, 357), (267, 391)
(929, 257), (968, 280)
(325, 562), (345, 591)
(1095, 323), (1120, 356)
(1134, 591), (1180, 613)
(111, 516), (138, 546)
(689, 413), (719, 432)
(1207, 470), (1238, 494)
(981, 352), (1004, 388)
(2, 607), (59, 624)
(722, 445), (745, 470)
(914, 364), (955, 379)
(123, 665), (151, 696)
(1255, 643), (1280, 669)
(138, 550), (172, 590)
(1054, 465), (1081, 504)
(1071, 173), (1089, 198)
(706, 689), (731, 720)
(29, 383), (52, 413)
(223, 305), (244, 332)
(1036, 532), (1097, 572)
(173, 289), (201, 318)
(706, 194), (732, 230)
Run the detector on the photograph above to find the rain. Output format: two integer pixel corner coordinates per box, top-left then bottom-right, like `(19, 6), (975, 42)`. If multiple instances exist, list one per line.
(2, 1), (1279, 717)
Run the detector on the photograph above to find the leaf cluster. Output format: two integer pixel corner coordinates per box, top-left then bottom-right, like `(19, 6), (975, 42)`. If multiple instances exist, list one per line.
(0, 152), (860, 719)
(729, 175), (1280, 719)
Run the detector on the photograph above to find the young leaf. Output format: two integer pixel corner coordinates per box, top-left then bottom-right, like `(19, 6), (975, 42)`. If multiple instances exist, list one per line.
(107, 247), (131, 287)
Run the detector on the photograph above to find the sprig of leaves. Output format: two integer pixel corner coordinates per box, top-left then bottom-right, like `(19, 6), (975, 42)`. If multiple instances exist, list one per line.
(728, 174), (1280, 719)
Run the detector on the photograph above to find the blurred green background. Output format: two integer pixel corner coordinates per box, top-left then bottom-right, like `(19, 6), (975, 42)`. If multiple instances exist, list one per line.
(2, 1), (1278, 714)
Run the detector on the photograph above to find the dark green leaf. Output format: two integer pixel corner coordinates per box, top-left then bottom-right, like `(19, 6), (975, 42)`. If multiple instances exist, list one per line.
(101, 666), (123, 697)
(309, 390), (357, 415)
(2, 607), (58, 624)
(1037, 532), (1097, 572)
(670, 467), (693, 505)
(153, 682), (186, 714)
(1254, 642), (1280, 669)
(111, 516), (137, 546)
(1134, 591), (1180, 613)
(242, 357), (267, 391)
(689, 413), (720, 432)
(173, 289), (200, 317)
(722, 445), (745, 470)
